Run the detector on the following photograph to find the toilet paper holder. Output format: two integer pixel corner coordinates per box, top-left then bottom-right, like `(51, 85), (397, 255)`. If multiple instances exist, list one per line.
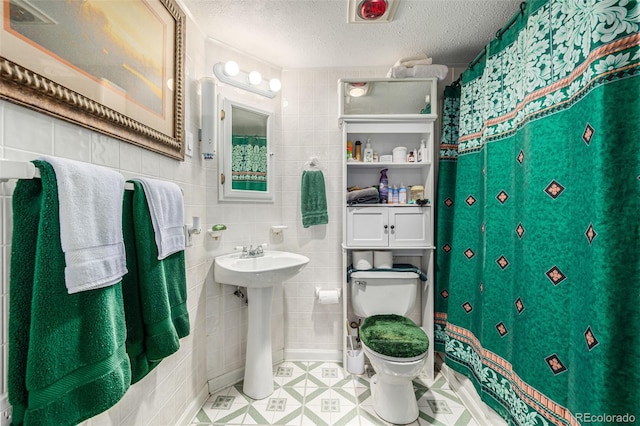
(315, 287), (341, 303)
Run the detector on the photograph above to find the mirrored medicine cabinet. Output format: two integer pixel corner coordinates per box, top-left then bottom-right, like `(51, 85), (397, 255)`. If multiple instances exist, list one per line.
(218, 97), (275, 202)
(339, 78), (438, 118)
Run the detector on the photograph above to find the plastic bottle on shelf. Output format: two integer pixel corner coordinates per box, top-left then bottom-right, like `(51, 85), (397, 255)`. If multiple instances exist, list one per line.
(418, 139), (428, 163)
(399, 184), (407, 204)
(379, 169), (389, 204)
(347, 141), (353, 160)
(355, 141), (362, 161)
(363, 138), (374, 163)
(392, 185), (399, 204)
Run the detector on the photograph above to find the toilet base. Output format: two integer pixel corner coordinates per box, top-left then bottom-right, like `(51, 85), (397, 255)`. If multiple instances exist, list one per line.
(370, 373), (419, 424)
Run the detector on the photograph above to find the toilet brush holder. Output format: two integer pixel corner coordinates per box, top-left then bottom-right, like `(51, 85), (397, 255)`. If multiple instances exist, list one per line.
(346, 336), (365, 375)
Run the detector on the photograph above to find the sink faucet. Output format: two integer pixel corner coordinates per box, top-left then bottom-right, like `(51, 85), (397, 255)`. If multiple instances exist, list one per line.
(237, 243), (267, 258)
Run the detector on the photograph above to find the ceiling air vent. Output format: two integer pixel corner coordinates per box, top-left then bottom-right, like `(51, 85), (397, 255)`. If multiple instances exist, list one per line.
(348, 0), (399, 23)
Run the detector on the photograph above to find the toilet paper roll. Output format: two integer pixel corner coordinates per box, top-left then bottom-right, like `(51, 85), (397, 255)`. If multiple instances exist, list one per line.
(353, 250), (373, 270)
(317, 289), (340, 304)
(374, 250), (393, 269)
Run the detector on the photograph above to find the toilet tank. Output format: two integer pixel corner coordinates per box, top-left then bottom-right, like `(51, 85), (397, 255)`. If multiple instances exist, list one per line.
(350, 271), (419, 317)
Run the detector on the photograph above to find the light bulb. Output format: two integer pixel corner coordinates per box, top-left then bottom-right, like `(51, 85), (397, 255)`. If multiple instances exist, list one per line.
(348, 82), (368, 97)
(349, 87), (366, 97)
(269, 78), (282, 92)
(248, 71), (262, 85)
(224, 61), (239, 77)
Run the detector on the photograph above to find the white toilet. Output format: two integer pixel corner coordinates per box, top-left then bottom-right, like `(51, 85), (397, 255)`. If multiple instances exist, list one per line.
(350, 271), (429, 425)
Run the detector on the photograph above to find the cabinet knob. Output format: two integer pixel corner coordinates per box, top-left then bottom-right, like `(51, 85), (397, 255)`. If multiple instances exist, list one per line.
(383, 225), (388, 230)
(390, 225), (395, 230)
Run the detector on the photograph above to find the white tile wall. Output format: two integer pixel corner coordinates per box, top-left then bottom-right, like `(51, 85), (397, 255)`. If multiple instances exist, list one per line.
(277, 67), (389, 354)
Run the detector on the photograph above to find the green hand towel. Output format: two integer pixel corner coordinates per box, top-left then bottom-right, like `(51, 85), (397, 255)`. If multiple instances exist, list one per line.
(8, 160), (130, 426)
(121, 181), (190, 383)
(301, 170), (329, 228)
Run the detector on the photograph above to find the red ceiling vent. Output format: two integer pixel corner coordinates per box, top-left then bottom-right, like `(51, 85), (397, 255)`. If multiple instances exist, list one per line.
(358, 0), (387, 20)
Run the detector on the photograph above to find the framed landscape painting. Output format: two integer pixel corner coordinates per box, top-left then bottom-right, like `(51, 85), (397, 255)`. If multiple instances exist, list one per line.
(0, 0), (185, 160)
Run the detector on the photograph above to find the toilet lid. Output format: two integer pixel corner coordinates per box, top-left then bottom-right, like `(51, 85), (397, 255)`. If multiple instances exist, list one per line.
(360, 314), (429, 359)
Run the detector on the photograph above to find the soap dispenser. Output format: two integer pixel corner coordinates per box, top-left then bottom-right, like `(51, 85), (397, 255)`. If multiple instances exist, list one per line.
(363, 138), (374, 163)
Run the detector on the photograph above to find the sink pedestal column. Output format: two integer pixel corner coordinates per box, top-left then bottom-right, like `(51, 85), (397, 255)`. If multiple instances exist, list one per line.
(243, 286), (274, 399)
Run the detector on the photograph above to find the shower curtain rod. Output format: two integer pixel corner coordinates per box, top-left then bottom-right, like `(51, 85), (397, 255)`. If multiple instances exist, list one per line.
(0, 159), (135, 191)
(468, 1), (526, 70)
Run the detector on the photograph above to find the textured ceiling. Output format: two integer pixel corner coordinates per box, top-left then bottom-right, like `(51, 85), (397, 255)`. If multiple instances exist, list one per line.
(179, 0), (522, 69)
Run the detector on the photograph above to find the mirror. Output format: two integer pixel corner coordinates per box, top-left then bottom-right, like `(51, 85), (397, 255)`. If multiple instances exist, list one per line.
(339, 78), (437, 118)
(218, 97), (274, 202)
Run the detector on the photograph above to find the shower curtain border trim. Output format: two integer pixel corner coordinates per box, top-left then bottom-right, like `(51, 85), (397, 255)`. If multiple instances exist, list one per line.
(458, 32), (640, 155)
(443, 322), (579, 426)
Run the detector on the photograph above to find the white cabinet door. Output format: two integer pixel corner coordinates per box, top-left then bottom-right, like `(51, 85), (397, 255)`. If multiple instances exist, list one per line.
(346, 207), (388, 247)
(347, 206), (430, 247)
(389, 207), (430, 247)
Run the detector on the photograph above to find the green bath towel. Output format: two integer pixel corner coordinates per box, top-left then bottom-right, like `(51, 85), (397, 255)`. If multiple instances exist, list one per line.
(8, 160), (131, 426)
(121, 180), (190, 383)
(301, 170), (329, 228)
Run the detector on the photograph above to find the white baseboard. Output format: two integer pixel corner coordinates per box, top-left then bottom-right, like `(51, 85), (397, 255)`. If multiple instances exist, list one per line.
(207, 367), (246, 395)
(439, 357), (506, 426)
(177, 383), (209, 426)
(283, 349), (342, 362)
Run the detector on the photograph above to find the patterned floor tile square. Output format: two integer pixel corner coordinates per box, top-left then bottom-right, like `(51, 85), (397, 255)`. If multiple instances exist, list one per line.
(199, 387), (250, 425)
(243, 395), (303, 426)
(307, 361), (351, 387)
(428, 399), (453, 414)
(211, 395), (235, 409)
(273, 361), (308, 388)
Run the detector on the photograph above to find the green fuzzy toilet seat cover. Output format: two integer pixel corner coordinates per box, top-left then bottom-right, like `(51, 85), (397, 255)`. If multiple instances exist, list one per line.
(360, 314), (429, 358)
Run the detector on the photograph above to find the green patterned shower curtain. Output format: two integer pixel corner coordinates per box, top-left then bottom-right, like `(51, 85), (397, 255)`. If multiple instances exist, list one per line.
(435, 1), (640, 424)
(231, 135), (267, 191)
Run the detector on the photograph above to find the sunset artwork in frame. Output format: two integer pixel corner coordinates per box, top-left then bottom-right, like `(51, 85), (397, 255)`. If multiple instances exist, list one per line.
(0, 0), (185, 160)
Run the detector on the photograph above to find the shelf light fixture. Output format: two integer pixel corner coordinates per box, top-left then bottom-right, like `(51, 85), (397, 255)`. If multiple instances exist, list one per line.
(213, 61), (281, 98)
(347, 82), (369, 97)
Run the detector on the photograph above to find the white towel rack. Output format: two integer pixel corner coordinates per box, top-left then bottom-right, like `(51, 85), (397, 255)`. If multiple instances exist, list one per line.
(303, 156), (324, 171)
(0, 160), (40, 181)
(1, 160), (133, 191)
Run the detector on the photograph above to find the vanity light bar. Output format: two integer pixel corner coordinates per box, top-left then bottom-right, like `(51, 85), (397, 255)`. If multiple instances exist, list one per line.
(212, 62), (281, 99)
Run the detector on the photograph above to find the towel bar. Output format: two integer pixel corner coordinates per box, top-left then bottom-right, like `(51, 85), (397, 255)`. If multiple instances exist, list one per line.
(0, 159), (180, 192)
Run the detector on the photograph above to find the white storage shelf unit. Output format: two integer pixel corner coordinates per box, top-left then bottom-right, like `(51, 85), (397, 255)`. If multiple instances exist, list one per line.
(340, 78), (437, 380)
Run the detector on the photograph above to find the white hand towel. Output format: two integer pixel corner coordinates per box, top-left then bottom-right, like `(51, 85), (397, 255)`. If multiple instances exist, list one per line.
(40, 156), (127, 294)
(131, 177), (185, 260)
(392, 54), (433, 68)
(386, 64), (449, 80)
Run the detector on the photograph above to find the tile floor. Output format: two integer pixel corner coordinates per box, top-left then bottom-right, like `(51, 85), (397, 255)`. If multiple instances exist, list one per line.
(190, 360), (480, 426)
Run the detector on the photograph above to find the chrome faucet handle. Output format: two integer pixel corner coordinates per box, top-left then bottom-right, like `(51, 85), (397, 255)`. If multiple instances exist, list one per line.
(256, 243), (267, 254)
(234, 245), (249, 256)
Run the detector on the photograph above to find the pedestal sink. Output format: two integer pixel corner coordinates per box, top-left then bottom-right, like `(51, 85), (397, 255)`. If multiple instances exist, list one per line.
(214, 250), (310, 399)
